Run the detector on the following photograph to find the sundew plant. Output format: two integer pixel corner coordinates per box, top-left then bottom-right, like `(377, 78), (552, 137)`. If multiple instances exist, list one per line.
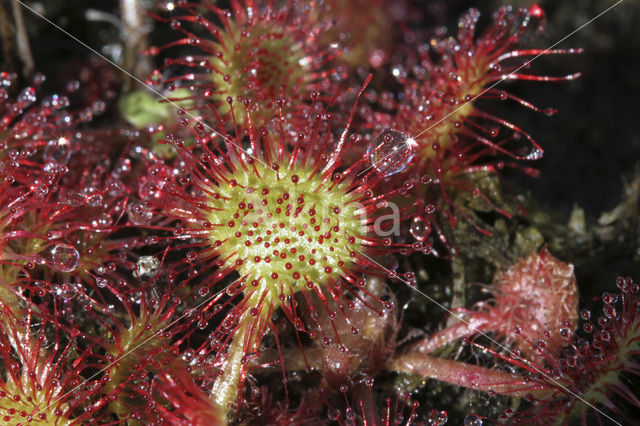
(0, 0), (639, 424)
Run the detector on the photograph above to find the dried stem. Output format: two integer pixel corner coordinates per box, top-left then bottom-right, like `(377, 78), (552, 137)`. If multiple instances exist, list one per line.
(120, 0), (152, 90)
(0, 0), (34, 78)
(447, 253), (466, 326)
(10, 0), (34, 78)
(0, 1), (17, 73)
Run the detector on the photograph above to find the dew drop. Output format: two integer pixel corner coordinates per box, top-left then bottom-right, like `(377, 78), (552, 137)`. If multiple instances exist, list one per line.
(17, 87), (36, 107)
(603, 304), (616, 319)
(183, 348), (195, 361)
(56, 283), (77, 301)
(410, 216), (430, 241)
(48, 244), (79, 272)
(127, 202), (153, 225)
(266, 117), (282, 135)
(345, 407), (356, 421)
(367, 129), (416, 177)
(464, 415), (483, 426)
(91, 213), (112, 228)
(429, 409), (448, 426)
(43, 137), (72, 171)
(602, 292), (615, 304)
(328, 408), (341, 420)
(525, 147), (543, 160)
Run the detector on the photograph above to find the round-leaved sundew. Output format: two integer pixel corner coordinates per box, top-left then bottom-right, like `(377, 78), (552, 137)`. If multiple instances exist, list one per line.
(0, 313), (111, 425)
(146, 0), (338, 130)
(413, 248), (579, 362)
(204, 157), (364, 306)
(142, 87), (421, 417)
(366, 5), (582, 236)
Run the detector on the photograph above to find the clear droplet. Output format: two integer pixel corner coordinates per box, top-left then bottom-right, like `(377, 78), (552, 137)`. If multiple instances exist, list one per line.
(367, 129), (416, 177)
(128, 202), (153, 225)
(429, 409), (448, 426)
(42, 94), (70, 110)
(525, 147), (543, 160)
(345, 407), (356, 421)
(410, 216), (430, 242)
(91, 213), (112, 228)
(56, 283), (77, 300)
(135, 256), (160, 278)
(328, 408), (341, 420)
(464, 415), (483, 426)
(603, 304), (616, 319)
(43, 136), (72, 172)
(0, 72), (15, 87)
(49, 244), (79, 272)
(17, 87), (37, 107)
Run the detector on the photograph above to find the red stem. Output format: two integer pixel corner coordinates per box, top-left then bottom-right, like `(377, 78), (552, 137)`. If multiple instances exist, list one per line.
(388, 352), (552, 398)
(412, 311), (492, 354)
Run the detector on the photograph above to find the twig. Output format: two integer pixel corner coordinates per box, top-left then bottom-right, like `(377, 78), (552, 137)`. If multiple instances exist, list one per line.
(10, 0), (34, 77)
(0, 0), (17, 73)
(447, 253), (466, 326)
(120, 0), (152, 91)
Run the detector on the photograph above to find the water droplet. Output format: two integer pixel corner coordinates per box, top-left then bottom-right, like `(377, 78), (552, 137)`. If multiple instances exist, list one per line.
(17, 87), (36, 107)
(602, 292), (616, 304)
(328, 408), (341, 420)
(128, 202), (153, 225)
(43, 137), (72, 172)
(135, 256), (160, 279)
(429, 409), (448, 426)
(410, 216), (430, 241)
(42, 94), (69, 110)
(91, 213), (111, 228)
(345, 407), (356, 421)
(525, 147), (543, 160)
(49, 244), (79, 272)
(183, 348), (195, 361)
(603, 304), (616, 319)
(367, 129), (416, 177)
(464, 415), (483, 426)
(56, 283), (77, 300)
